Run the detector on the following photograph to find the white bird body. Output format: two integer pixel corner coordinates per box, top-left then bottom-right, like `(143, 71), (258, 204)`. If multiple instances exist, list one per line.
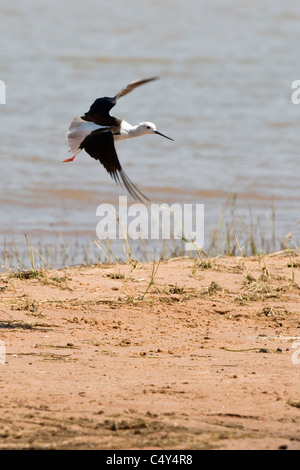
(67, 118), (159, 154)
(115, 120), (157, 140)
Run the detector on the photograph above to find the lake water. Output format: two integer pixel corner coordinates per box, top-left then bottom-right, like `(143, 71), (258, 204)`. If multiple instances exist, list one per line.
(0, 0), (299, 268)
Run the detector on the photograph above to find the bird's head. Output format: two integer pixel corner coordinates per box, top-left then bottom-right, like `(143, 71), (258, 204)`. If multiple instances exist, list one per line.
(138, 122), (174, 141)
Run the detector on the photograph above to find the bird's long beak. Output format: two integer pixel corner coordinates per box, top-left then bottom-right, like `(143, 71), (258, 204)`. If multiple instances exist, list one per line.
(154, 130), (174, 141)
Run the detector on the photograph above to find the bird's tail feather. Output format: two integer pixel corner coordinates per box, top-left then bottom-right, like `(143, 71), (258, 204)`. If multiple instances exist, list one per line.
(112, 169), (150, 203)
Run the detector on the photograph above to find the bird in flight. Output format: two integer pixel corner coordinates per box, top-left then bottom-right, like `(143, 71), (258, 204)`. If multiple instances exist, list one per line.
(64, 77), (173, 201)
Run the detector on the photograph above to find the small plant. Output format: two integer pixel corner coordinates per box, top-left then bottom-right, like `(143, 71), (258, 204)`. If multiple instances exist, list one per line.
(164, 284), (185, 295)
(287, 251), (295, 284)
(257, 251), (269, 281)
(139, 259), (161, 300)
(25, 234), (37, 278)
(230, 224), (252, 280)
(106, 272), (125, 279)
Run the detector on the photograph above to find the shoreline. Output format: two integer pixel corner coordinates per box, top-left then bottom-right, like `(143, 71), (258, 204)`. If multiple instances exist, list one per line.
(0, 254), (299, 449)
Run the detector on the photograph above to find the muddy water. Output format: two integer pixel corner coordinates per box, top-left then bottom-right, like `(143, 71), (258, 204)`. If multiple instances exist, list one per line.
(0, 0), (299, 267)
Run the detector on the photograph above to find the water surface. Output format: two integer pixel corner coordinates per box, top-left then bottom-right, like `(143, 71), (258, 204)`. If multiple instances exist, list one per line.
(0, 0), (299, 267)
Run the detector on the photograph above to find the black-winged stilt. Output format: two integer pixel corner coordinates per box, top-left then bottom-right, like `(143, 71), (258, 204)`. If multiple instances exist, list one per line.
(64, 77), (173, 201)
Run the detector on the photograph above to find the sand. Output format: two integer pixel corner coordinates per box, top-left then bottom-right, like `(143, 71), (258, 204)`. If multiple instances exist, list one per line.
(0, 253), (299, 450)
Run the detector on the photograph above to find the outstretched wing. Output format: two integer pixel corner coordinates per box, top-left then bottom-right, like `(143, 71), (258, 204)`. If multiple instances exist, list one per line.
(115, 76), (159, 100)
(80, 130), (149, 202)
(82, 77), (159, 126)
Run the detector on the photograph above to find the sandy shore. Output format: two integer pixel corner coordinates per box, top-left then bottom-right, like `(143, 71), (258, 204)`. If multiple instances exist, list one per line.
(0, 253), (299, 450)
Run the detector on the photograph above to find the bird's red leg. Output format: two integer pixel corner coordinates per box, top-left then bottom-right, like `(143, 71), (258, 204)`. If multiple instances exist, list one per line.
(63, 155), (76, 162)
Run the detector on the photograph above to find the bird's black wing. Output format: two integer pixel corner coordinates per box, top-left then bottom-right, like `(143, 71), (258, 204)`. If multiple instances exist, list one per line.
(80, 130), (149, 202)
(82, 97), (119, 126)
(82, 77), (159, 126)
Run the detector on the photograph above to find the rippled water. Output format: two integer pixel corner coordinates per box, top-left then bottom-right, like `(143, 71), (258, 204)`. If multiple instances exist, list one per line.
(0, 0), (299, 267)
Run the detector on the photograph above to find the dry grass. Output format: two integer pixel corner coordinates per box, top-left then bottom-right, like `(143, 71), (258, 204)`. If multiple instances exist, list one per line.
(1, 197), (299, 274)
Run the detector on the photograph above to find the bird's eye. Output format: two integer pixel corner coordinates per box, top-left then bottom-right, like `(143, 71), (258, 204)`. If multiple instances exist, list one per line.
(147, 126), (151, 129)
